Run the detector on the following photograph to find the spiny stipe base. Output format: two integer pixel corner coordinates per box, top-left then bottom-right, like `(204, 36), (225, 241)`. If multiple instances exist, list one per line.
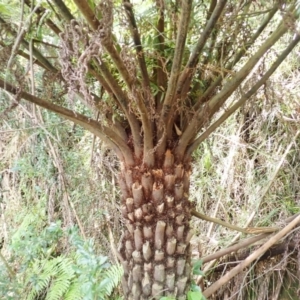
(118, 150), (194, 300)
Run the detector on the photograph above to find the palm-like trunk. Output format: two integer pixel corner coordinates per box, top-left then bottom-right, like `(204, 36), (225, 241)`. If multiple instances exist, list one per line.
(119, 150), (193, 300)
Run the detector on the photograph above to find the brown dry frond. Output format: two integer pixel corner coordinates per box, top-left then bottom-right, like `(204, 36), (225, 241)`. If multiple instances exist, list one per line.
(60, 20), (103, 105)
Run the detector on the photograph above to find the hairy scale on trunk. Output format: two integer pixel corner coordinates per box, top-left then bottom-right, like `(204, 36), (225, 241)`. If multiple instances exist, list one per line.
(0, 0), (299, 299)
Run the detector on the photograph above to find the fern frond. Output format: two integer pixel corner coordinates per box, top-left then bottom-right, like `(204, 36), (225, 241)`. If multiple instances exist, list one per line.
(45, 276), (71, 300)
(46, 261), (72, 299)
(26, 258), (58, 300)
(98, 264), (123, 297)
(26, 257), (76, 300)
(64, 280), (83, 300)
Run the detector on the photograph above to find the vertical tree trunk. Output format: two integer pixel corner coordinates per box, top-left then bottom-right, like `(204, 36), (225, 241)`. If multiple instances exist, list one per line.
(118, 150), (194, 300)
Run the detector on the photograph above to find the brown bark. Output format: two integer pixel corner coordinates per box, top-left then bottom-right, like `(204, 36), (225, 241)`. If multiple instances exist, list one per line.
(118, 150), (194, 300)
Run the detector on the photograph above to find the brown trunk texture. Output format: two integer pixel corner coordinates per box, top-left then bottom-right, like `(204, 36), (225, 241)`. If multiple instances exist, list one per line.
(118, 150), (194, 300)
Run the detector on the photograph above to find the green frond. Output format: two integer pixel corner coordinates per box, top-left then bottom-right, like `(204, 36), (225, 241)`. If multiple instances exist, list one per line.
(64, 280), (83, 300)
(45, 276), (71, 300)
(98, 264), (123, 297)
(0, 3), (10, 16)
(26, 257), (76, 300)
(26, 259), (57, 300)
(17, 225), (123, 300)
(0, 0), (20, 19)
(56, 257), (75, 277)
(45, 258), (75, 300)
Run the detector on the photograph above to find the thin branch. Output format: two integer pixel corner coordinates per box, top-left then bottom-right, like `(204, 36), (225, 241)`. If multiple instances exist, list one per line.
(52, 0), (74, 21)
(203, 213), (300, 297)
(32, 39), (61, 49)
(185, 33), (300, 158)
(123, 0), (151, 93)
(189, 16), (220, 105)
(203, 18), (285, 108)
(176, 20), (289, 160)
(212, 240), (299, 273)
(166, 0), (227, 142)
(123, 0), (155, 165)
(193, 5), (278, 111)
(86, 83), (132, 148)
(136, 94), (155, 166)
(90, 111), (99, 165)
(72, 0), (134, 90)
(227, 6), (279, 72)
(0, 17), (57, 72)
(157, 0), (193, 156)
(106, 214), (124, 263)
(161, 0), (193, 111)
(193, 2), (251, 101)
(0, 78), (135, 165)
(191, 210), (278, 234)
(22, 39), (58, 72)
(6, 0), (25, 71)
(96, 61), (142, 158)
(206, 0), (217, 20)
(176, 0), (228, 99)
(88, 64), (114, 95)
(24, 0), (62, 34)
(0, 41), (46, 69)
(92, 91), (129, 142)
(202, 233), (270, 264)
(72, 0), (99, 29)
(29, 39), (35, 95)
(154, 0), (167, 110)
(103, 42), (135, 90)
(103, 112), (128, 142)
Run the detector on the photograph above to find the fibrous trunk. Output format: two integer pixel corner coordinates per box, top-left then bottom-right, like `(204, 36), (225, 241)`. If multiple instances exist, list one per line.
(118, 150), (194, 300)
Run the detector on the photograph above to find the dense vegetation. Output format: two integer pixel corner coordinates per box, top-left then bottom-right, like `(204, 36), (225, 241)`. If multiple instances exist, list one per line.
(1, 0), (300, 299)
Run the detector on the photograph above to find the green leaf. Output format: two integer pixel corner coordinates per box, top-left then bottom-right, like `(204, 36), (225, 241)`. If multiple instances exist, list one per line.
(190, 283), (201, 292)
(192, 259), (204, 275)
(0, 3), (10, 15)
(188, 291), (206, 300)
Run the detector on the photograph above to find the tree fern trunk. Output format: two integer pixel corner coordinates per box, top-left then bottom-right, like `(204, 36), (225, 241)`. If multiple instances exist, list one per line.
(119, 150), (193, 300)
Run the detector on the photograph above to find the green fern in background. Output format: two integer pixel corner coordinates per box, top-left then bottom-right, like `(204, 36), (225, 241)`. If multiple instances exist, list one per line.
(0, 212), (122, 300)
(26, 257), (75, 300)
(68, 227), (124, 300)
